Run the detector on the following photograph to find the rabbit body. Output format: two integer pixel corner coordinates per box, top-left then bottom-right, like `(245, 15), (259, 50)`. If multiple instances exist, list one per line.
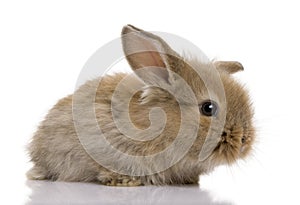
(27, 25), (255, 186)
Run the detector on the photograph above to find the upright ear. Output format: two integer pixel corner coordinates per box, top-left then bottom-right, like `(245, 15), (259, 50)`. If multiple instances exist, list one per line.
(214, 61), (244, 74)
(121, 24), (182, 85)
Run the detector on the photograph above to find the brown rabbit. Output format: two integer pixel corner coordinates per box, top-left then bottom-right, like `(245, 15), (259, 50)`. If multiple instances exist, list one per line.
(27, 25), (255, 186)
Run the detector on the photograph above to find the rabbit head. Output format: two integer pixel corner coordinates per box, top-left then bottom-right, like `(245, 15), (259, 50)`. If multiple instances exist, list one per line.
(121, 25), (255, 168)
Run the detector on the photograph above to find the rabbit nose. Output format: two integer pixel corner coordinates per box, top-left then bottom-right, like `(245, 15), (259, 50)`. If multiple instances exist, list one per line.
(221, 130), (244, 143)
(241, 136), (246, 143)
(221, 131), (229, 142)
(221, 132), (225, 140)
(221, 131), (227, 137)
(221, 130), (231, 136)
(221, 130), (235, 142)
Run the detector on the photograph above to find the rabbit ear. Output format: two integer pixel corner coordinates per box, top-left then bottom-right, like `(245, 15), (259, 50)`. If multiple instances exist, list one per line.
(214, 61), (244, 74)
(121, 25), (182, 85)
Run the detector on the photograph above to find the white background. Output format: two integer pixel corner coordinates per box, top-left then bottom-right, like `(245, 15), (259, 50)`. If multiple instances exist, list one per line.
(1, 0), (300, 204)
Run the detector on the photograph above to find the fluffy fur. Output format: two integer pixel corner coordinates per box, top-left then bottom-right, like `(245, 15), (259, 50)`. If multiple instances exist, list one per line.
(27, 25), (255, 186)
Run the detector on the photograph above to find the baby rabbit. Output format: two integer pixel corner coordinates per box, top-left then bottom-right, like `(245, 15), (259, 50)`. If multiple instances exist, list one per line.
(27, 25), (255, 186)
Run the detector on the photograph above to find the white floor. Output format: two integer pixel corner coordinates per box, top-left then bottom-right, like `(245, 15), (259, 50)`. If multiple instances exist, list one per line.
(26, 181), (229, 205)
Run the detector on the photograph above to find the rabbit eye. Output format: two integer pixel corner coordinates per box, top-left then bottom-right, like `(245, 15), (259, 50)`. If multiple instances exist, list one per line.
(200, 100), (218, 116)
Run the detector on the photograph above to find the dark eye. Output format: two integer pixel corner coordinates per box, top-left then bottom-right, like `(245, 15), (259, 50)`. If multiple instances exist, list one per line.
(200, 100), (218, 116)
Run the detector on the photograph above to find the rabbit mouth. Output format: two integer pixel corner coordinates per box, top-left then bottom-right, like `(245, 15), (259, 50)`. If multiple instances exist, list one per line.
(209, 128), (255, 165)
(210, 130), (250, 164)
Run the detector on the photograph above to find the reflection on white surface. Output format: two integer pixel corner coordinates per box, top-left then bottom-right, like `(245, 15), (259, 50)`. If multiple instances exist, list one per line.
(26, 180), (233, 205)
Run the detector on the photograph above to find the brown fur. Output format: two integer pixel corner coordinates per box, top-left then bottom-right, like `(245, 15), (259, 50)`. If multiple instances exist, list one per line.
(27, 25), (255, 186)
